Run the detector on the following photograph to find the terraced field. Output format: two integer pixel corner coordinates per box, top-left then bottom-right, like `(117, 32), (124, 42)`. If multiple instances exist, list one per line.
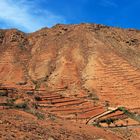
(34, 91), (106, 123)
(0, 24), (140, 139)
(90, 49), (140, 108)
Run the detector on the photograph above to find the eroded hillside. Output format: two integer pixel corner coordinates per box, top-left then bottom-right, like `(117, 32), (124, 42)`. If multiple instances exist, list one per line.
(0, 24), (140, 107)
(0, 23), (140, 139)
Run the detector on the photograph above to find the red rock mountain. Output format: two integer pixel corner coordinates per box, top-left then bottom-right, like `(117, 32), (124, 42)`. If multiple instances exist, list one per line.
(0, 23), (140, 140)
(0, 24), (140, 108)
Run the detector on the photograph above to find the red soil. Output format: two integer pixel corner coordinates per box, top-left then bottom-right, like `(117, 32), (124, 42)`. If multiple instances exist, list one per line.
(0, 23), (140, 139)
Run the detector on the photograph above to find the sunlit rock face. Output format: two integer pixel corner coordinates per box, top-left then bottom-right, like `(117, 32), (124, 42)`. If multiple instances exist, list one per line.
(0, 24), (140, 108)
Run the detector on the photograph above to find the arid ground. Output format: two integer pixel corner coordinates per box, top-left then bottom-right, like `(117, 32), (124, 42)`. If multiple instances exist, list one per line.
(0, 23), (140, 140)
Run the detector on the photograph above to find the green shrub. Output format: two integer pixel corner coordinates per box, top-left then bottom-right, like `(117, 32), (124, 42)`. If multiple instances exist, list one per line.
(0, 90), (8, 96)
(26, 109), (45, 120)
(14, 101), (29, 109)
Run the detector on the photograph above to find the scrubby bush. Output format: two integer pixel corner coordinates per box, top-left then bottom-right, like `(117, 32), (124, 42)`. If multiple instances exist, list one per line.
(14, 101), (29, 109)
(26, 109), (45, 120)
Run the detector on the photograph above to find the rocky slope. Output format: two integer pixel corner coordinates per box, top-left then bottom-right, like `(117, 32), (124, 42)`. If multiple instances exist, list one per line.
(0, 23), (140, 108)
(0, 109), (123, 140)
(0, 23), (140, 140)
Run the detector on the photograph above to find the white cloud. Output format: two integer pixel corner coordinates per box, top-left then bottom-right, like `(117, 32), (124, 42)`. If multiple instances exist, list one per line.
(0, 0), (66, 32)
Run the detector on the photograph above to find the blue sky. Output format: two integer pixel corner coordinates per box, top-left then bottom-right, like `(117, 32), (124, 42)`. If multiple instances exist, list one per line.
(0, 0), (140, 32)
